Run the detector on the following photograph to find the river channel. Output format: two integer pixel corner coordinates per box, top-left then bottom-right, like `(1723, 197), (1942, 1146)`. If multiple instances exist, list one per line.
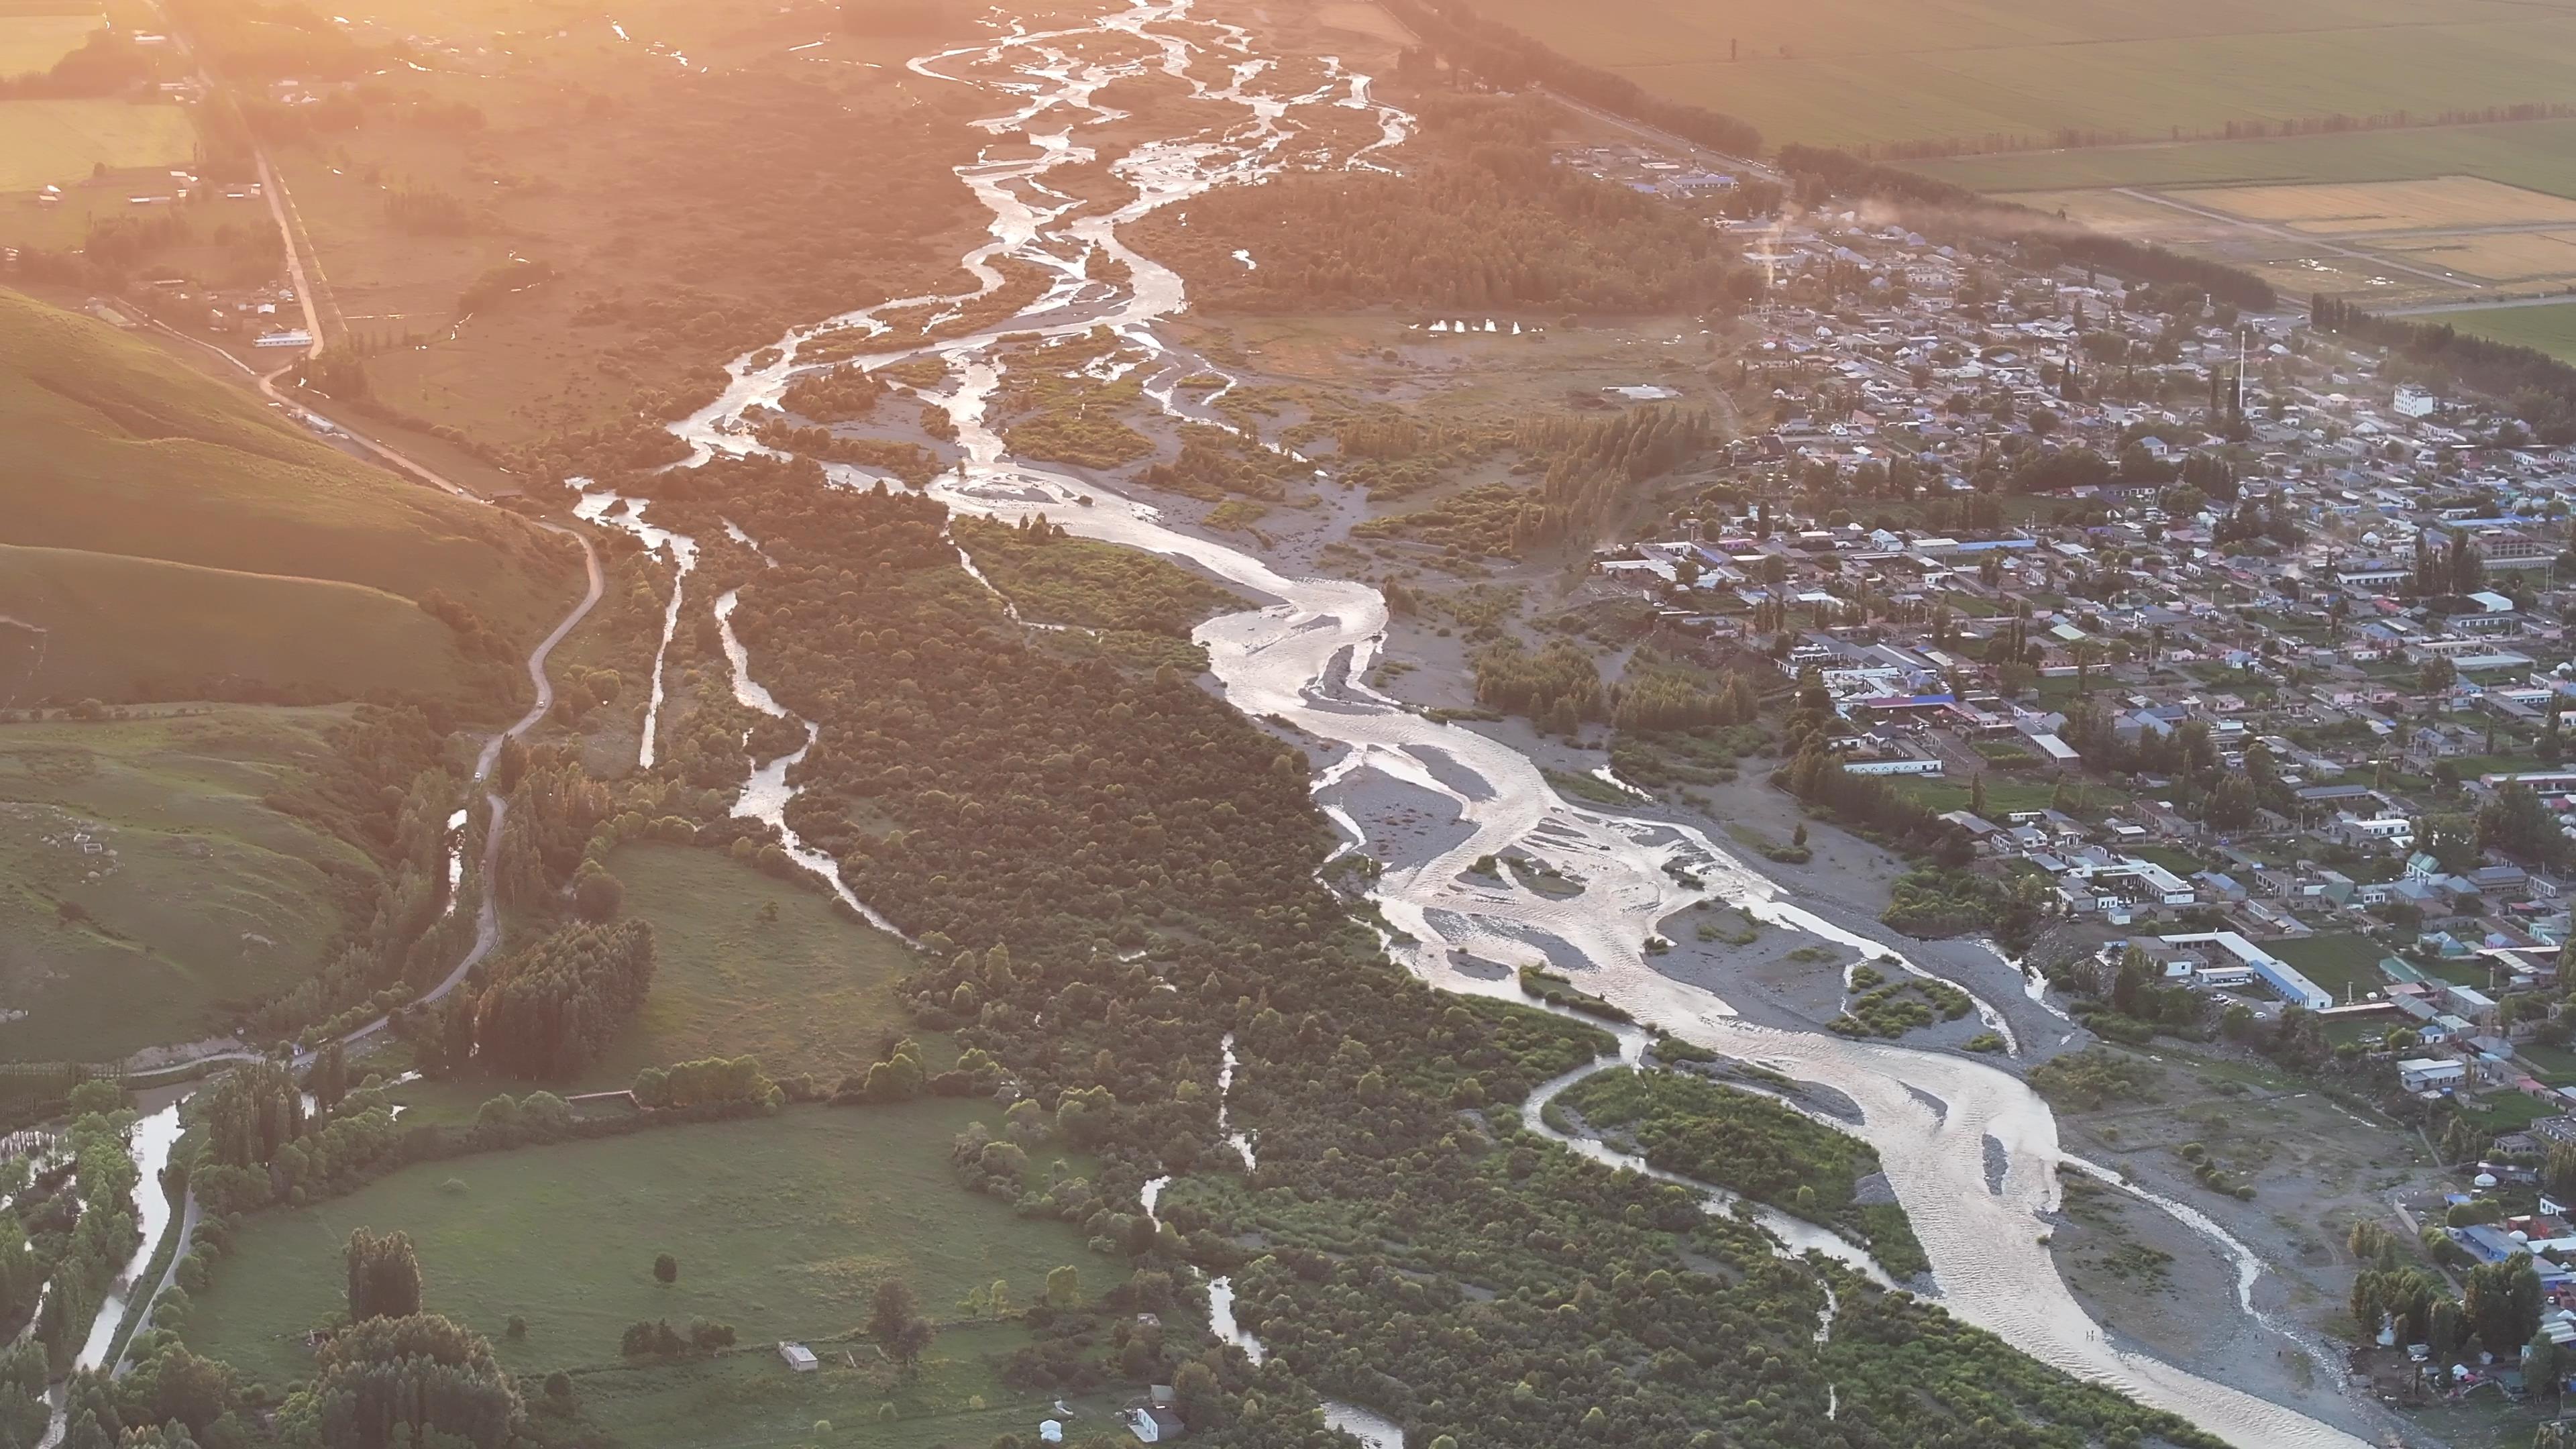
(666, 3), (2369, 1444)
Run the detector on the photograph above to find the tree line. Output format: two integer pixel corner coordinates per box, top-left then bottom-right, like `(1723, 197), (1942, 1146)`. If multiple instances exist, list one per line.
(1134, 97), (1758, 315)
(1776, 146), (2277, 310)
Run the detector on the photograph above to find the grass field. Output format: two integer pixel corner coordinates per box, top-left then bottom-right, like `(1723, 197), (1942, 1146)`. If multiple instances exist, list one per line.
(2441, 301), (2576, 362)
(384, 843), (926, 1110)
(0, 706), (371, 1061)
(181, 1104), (1100, 1385)
(0, 11), (101, 77)
(0, 98), (193, 191)
(1473, 0), (2576, 149)
(1892, 775), (2061, 818)
(580, 843), (918, 1087)
(2266, 933), (2387, 1006)
(1, 287), (579, 697)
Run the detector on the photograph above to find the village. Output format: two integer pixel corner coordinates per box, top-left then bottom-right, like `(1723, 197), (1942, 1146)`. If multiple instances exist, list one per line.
(1527, 140), (2576, 1407)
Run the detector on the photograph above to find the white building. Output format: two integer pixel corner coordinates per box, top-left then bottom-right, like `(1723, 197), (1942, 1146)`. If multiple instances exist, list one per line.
(2398, 1057), (2468, 1093)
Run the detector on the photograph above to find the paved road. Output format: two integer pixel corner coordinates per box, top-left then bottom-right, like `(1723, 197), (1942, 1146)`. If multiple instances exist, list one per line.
(1536, 85), (1781, 185)
(113, 321), (606, 1074)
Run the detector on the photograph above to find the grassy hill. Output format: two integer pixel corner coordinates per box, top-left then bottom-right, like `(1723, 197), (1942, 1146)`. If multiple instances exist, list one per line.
(0, 706), (379, 1061)
(0, 545), (478, 704)
(0, 287), (576, 707)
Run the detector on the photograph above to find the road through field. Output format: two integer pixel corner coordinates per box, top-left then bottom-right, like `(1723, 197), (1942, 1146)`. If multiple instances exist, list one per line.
(2113, 185), (2485, 287)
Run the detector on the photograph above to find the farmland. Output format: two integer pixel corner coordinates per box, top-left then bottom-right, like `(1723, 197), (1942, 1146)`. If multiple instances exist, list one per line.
(1906, 119), (2576, 196)
(1470, 0), (2576, 151)
(178, 1103), (1101, 1385)
(0, 706), (374, 1062)
(0, 98), (193, 191)
(0, 10), (100, 78)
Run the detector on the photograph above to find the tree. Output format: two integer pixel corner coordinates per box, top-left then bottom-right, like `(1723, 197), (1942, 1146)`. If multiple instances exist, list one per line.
(345, 1228), (421, 1322)
(653, 1253), (678, 1285)
(572, 862), (625, 922)
(2481, 783), (2566, 868)
(869, 1279), (932, 1379)
(2528, 1331), (2562, 1399)
(2464, 1252), (2544, 1358)
(1046, 1264), (1079, 1309)
(304, 1313), (519, 1447)
(868, 1279), (917, 1345)
(307, 1041), (349, 1114)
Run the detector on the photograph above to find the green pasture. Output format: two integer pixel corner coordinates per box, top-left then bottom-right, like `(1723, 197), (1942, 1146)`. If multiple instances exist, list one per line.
(180, 1103), (1102, 1385)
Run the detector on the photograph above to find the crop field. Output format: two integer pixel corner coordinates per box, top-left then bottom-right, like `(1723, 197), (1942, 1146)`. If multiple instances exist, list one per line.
(0, 11), (101, 78)
(180, 1103), (1100, 1384)
(2164, 176), (2576, 235)
(1472, 0), (2576, 150)
(0, 99), (193, 192)
(0, 706), (370, 1062)
(1946, 168), (2576, 313)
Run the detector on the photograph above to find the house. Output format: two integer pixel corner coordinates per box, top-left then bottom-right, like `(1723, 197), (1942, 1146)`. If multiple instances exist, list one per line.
(2453, 1223), (2525, 1264)
(2157, 931), (2329, 1008)
(2398, 1057), (2468, 1093)
(1125, 1406), (1187, 1443)
(777, 1342), (818, 1373)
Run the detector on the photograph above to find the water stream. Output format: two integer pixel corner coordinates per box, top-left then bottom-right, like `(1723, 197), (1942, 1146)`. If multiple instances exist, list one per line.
(1142, 1035), (1399, 1448)
(661, 2), (2365, 1444)
(69, 1102), (182, 1373)
(711, 584), (912, 941)
(570, 480), (697, 770)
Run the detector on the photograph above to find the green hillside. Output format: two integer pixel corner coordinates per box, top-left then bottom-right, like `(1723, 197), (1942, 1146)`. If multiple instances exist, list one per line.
(0, 545), (477, 704)
(0, 287), (576, 706)
(0, 706), (377, 1061)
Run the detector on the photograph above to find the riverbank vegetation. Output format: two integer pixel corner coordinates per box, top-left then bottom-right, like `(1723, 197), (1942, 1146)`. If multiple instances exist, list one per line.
(1558, 1065), (1930, 1278)
(951, 515), (1247, 639)
(1133, 95), (1756, 315)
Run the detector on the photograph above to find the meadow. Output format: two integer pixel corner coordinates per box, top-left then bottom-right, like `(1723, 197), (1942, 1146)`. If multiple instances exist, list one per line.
(0, 98), (193, 191)
(179, 1104), (1101, 1385)
(1472, 0), (2576, 149)
(0, 706), (371, 1062)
